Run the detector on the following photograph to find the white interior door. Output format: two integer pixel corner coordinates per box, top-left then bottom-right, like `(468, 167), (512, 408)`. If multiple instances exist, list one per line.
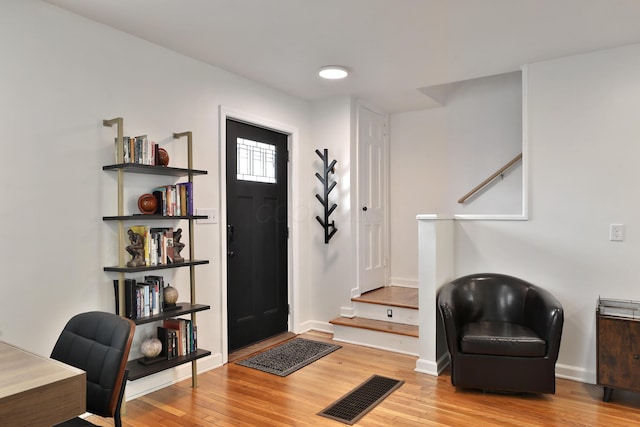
(358, 105), (388, 294)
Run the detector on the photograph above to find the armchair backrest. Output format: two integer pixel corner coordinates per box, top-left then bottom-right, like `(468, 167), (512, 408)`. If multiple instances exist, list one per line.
(448, 274), (531, 324)
(51, 312), (135, 418)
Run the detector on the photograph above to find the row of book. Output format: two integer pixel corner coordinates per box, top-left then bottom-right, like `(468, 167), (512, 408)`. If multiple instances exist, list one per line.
(116, 135), (158, 165)
(151, 182), (193, 216)
(121, 276), (167, 319)
(158, 318), (198, 359)
(128, 226), (184, 267)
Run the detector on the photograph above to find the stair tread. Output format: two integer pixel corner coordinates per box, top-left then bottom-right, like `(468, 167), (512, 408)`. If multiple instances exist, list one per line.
(352, 286), (418, 309)
(330, 317), (419, 337)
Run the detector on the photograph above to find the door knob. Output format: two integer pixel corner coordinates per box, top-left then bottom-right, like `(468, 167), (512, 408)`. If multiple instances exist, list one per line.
(227, 250), (235, 258)
(362, 206), (368, 212)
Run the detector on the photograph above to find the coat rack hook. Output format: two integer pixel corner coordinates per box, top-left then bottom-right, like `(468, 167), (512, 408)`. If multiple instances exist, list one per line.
(315, 148), (338, 243)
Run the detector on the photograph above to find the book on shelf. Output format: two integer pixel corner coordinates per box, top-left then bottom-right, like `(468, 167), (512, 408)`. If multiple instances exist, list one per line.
(149, 227), (174, 264)
(113, 279), (120, 315)
(114, 135), (158, 165)
(119, 276), (165, 320)
(144, 275), (164, 315)
(157, 326), (177, 360)
(163, 318), (185, 356)
(176, 182), (194, 216)
(124, 278), (138, 319)
(178, 183), (187, 216)
(152, 187), (167, 216)
(149, 183), (193, 217)
(163, 318), (197, 357)
(136, 282), (151, 317)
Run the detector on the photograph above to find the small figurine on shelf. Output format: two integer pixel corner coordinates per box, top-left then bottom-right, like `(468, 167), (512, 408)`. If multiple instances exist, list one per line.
(173, 228), (185, 262)
(163, 283), (179, 311)
(126, 229), (145, 267)
(139, 336), (164, 365)
(141, 336), (162, 359)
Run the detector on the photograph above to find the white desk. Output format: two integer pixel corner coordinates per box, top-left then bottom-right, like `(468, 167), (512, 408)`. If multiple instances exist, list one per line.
(0, 341), (86, 426)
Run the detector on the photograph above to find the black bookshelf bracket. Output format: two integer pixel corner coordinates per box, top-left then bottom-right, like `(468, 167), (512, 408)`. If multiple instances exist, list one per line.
(315, 148), (338, 244)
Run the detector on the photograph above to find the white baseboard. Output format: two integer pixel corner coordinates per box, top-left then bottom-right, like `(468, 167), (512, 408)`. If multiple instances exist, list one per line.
(340, 306), (356, 318)
(413, 358), (595, 386)
(388, 277), (418, 288)
(298, 320), (333, 334)
(556, 363), (595, 385)
(415, 353), (449, 376)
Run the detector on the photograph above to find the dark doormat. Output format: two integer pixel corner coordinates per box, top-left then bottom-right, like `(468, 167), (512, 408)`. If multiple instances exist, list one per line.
(318, 375), (404, 425)
(236, 338), (341, 376)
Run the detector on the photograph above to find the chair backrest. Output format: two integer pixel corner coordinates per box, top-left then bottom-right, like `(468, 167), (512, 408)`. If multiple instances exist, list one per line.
(446, 273), (534, 324)
(51, 312), (135, 418)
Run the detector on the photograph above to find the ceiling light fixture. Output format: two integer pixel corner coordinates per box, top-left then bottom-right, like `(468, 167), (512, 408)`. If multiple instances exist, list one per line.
(318, 66), (349, 80)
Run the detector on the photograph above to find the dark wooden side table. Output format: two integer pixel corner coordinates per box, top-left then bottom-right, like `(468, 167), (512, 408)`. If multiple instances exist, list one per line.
(597, 298), (640, 402)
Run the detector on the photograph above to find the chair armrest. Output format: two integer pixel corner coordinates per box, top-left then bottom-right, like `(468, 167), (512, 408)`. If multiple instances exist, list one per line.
(437, 283), (462, 356)
(524, 287), (564, 359)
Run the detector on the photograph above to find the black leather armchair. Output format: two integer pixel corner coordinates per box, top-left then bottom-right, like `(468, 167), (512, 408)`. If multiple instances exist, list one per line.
(51, 311), (135, 427)
(438, 273), (563, 394)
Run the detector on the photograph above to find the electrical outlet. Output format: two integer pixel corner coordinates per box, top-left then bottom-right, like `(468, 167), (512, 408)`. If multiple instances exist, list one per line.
(610, 224), (624, 241)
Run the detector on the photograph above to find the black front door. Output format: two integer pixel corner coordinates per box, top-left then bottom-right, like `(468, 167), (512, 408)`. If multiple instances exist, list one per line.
(226, 119), (288, 352)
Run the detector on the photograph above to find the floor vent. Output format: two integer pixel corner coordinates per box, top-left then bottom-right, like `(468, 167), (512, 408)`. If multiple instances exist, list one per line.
(317, 375), (404, 425)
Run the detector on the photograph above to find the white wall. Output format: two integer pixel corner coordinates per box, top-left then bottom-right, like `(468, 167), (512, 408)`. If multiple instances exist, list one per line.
(305, 96), (356, 330)
(1, 0), (320, 397)
(393, 43), (640, 383)
(390, 72), (522, 286)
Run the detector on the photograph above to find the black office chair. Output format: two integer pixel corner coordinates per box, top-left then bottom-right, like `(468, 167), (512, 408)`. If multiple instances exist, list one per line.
(50, 311), (135, 427)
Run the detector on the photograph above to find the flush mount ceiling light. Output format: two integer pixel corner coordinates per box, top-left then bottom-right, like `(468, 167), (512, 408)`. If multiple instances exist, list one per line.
(318, 66), (349, 80)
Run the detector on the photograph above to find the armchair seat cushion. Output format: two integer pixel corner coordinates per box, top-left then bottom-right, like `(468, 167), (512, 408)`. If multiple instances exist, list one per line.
(461, 321), (546, 357)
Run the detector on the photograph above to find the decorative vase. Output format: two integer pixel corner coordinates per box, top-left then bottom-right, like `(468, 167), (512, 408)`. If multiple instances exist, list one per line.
(141, 337), (162, 359)
(163, 284), (179, 307)
(157, 148), (170, 166)
(137, 193), (158, 214)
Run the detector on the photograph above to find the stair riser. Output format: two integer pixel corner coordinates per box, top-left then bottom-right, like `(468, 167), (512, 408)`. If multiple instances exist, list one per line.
(332, 324), (419, 356)
(353, 302), (418, 326)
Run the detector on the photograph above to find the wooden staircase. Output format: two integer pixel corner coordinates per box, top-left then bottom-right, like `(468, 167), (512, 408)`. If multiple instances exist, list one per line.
(330, 286), (419, 356)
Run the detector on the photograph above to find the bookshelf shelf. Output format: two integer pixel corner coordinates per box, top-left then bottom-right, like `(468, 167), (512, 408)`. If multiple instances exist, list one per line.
(103, 214), (208, 221)
(103, 163), (207, 176)
(131, 303), (210, 325)
(103, 117), (209, 388)
(104, 259), (209, 272)
(127, 349), (212, 381)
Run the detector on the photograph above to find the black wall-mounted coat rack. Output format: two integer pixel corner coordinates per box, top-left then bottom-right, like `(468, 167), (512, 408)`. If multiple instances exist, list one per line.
(315, 148), (338, 243)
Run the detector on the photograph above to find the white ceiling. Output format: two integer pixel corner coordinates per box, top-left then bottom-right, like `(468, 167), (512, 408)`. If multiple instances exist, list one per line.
(45, 0), (640, 113)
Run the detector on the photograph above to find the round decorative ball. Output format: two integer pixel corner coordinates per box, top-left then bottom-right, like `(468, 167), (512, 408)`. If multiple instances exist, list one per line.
(141, 337), (162, 359)
(163, 284), (179, 306)
(157, 148), (170, 166)
(137, 193), (158, 214)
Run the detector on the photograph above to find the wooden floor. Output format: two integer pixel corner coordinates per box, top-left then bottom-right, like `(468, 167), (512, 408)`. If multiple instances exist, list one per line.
(87, 331), (640, 426)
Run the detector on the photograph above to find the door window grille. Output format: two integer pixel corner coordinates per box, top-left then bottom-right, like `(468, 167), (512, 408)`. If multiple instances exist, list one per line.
(237, 138), (276, 183)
